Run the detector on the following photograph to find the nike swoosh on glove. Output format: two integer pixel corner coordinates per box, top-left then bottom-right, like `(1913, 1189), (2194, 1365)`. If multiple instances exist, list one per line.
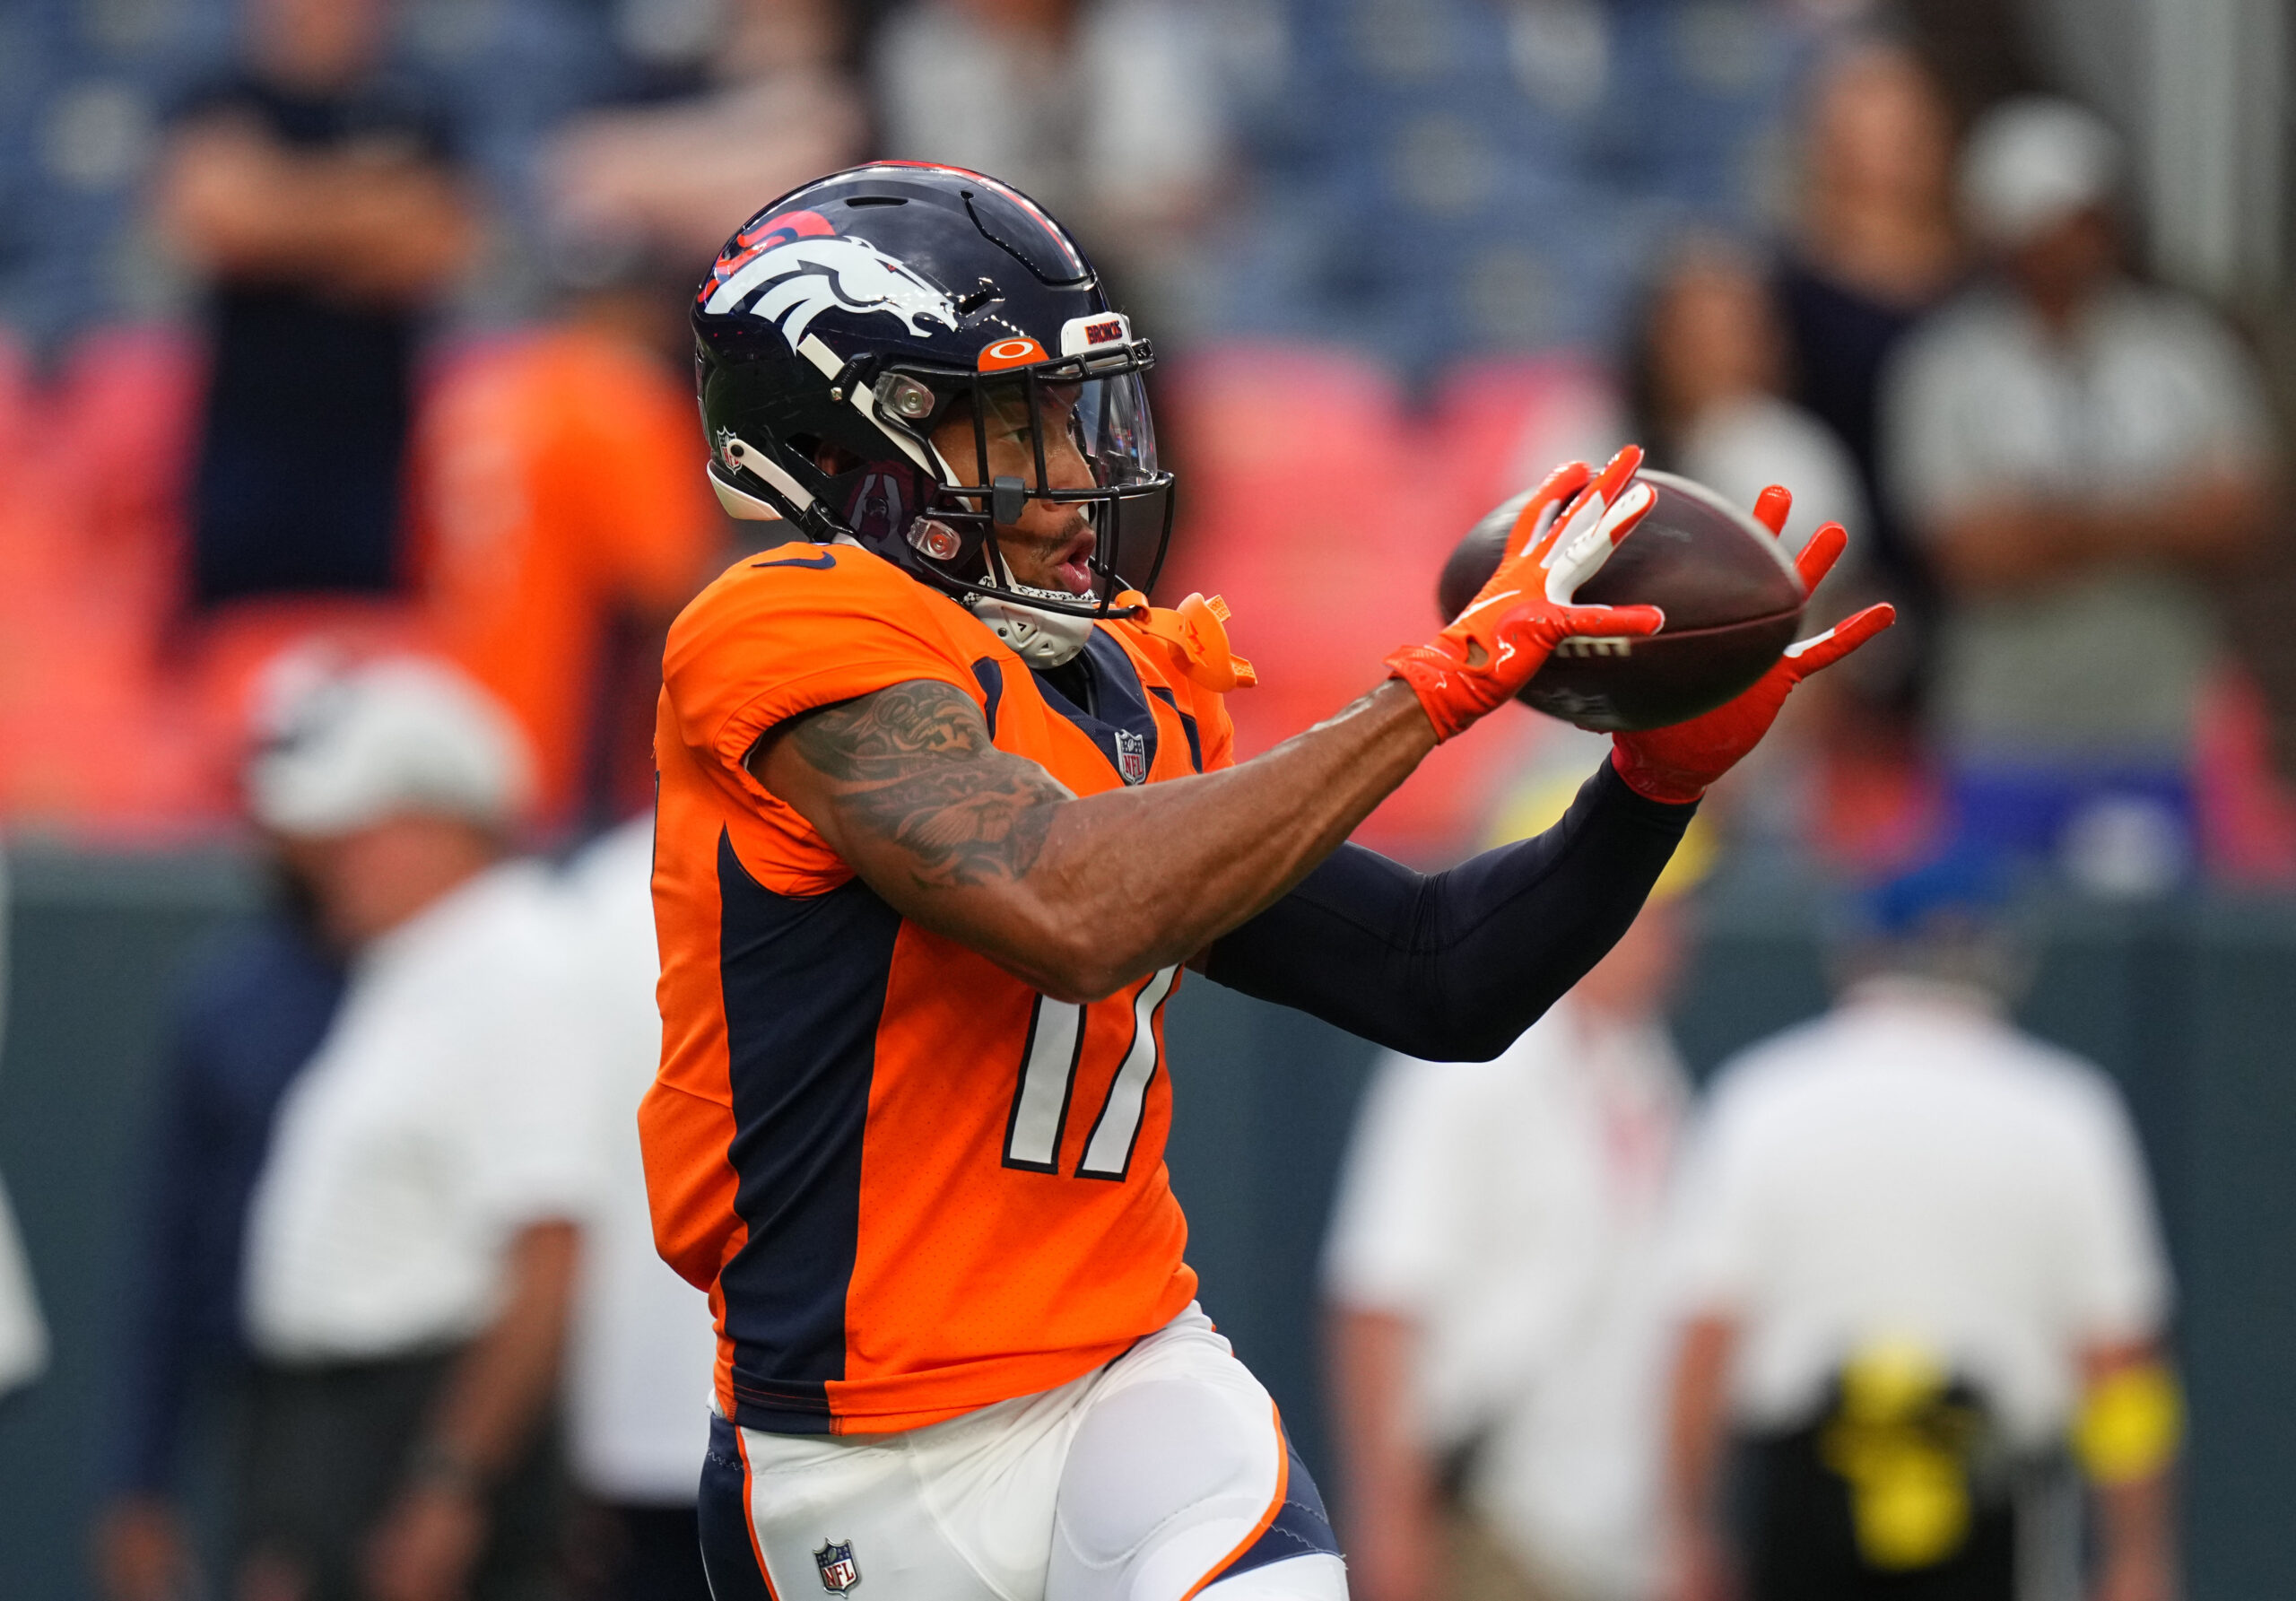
(1387, 446), (1667, 743)
(1609, 489), (1896, 805)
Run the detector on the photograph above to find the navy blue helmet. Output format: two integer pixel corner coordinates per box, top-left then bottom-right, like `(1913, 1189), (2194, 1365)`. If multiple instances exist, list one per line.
(692, 162), (1173, 659)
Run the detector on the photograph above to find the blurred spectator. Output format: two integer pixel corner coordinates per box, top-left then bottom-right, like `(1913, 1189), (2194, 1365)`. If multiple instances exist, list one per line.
(556, 818), (718, 1601)
(94, 657), (594, 1601)
(1634, 235), (1867, 561)
(0, 840), (52, 1404)
(1324, 769), (1713, 1601)
(409, 244), (724, 831)
(1628, 237), (1883, 855)
(873, 0), (1225, 325)
(1882, 97), (2277, 892)
(1774, 39), (1964, 645)
(154, 0), (476, 608)
(545, 0), (865, 274)
(1659, 855), (2179, 1601)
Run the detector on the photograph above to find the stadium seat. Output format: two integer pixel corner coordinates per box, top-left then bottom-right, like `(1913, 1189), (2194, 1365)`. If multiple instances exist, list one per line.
(1155, 342), (1620, 860)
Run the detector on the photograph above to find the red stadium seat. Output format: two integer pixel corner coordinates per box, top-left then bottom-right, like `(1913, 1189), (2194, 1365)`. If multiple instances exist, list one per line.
(1154, 344), (1621, 862)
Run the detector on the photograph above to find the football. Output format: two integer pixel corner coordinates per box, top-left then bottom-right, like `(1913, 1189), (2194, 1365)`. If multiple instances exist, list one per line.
(1437, 468), (1806, 732)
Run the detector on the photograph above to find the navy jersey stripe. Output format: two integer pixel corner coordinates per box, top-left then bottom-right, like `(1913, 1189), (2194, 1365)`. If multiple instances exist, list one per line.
(1034, 630), (1157, 782)
(715, 829), (899, 1432)
(971, 657), (1004, 738)
(1145, 685), (1203, 772)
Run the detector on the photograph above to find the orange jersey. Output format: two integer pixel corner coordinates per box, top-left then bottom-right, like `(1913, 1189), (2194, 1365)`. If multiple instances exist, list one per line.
(643, 541), (1237, 1435)
(410, 328), (720, 822)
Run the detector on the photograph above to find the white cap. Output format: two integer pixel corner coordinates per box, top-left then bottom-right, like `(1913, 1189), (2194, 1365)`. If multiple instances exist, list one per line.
(245, 655), (534, 836)
(1960, 96), (2122, 249)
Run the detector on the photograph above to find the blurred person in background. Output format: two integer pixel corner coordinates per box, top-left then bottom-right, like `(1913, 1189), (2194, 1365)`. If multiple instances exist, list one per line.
(1325, 763), (1714, 1601)
(408, 221), (726, 832)
(873, 0), (1225, 326)
(0, 841), (54, 1408)
(94, 657), (595, 1601)
(155, 0), (476, 609)
(544, 0), (865, 275)
(1634, 237), (1868, 562)
(1774, 38), (1965, 674)
(555, 817), (718, 1601)
(1658, 855), (2179, 1601)
(1630, 239), (1877, 851)
(1882, 97), (2277, 894)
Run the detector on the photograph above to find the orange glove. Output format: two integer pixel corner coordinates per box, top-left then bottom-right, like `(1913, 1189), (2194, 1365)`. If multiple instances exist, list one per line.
(1387, 447), (1667, 743)
(1610, 491), (1896, 805)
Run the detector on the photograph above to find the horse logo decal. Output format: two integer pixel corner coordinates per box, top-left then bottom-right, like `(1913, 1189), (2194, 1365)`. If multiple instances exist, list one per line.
(703, 220), (959, 345)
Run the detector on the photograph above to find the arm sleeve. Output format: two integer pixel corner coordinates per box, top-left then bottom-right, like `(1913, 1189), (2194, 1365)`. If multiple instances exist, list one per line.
(1204, 761), (1694, 1060)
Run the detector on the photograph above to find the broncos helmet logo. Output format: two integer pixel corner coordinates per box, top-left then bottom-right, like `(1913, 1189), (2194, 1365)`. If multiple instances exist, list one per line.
(702, 229), (961, 345)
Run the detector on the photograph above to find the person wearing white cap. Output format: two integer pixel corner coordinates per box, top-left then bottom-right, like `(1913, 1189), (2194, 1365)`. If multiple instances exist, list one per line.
(96, 654), (598, 1601)
(1879, 96), (2277, 893)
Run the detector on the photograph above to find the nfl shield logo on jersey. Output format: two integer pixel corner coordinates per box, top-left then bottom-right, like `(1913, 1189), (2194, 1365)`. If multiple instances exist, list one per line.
(1113, 728), (1149, 785)
(814, 1541), (860, 1592)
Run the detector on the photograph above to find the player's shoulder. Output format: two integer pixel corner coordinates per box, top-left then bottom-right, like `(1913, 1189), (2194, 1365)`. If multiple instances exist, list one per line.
(671, 540), (958, 661)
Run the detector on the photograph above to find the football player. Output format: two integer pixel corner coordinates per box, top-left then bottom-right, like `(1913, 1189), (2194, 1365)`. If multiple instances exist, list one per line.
(643, 163), (1891, 1601)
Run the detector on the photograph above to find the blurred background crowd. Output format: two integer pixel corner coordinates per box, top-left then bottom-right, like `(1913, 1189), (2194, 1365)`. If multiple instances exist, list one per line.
(0, 1), (2292, 1600)
(0, 0), (2288, 886)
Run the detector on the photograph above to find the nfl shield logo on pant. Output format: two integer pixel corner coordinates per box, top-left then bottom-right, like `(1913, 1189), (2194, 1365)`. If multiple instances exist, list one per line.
(814, 1540), (860, 1592)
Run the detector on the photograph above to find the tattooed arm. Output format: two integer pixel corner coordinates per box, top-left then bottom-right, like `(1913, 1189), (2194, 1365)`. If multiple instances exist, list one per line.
(751, 677), (1439, 1002)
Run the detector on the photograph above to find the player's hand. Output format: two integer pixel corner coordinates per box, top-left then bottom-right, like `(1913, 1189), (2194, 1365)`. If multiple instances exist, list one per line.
(1610, 490), (1895, 805)
(364, 1484), (487, 1601)
(1386, 446), (1666, 742)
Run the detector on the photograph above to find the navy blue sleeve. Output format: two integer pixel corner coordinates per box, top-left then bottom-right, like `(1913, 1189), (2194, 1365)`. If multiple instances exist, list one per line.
(1204, 761), (1695, 1061)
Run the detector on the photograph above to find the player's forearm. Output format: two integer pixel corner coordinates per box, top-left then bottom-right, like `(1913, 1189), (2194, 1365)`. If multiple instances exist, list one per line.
(770, 677), (1434, 1002)
(1011, 682), (1435, 997)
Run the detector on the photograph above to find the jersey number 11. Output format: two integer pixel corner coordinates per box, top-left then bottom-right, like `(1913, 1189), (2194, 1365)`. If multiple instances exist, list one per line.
(1002, 966), (1179, 1181)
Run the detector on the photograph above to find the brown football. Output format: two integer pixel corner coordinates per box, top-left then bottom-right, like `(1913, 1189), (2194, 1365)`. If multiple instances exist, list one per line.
(1437, 468), (1805, 732)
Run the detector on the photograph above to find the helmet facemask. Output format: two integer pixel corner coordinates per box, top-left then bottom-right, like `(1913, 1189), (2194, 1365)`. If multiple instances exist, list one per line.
(871, 347), (1174, 640)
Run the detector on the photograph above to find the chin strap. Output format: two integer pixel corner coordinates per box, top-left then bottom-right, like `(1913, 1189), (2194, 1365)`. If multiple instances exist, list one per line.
(1118, 591), (1257, 693)
(965, 590), (1097, 668)
(964, 548), (1100, 667)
